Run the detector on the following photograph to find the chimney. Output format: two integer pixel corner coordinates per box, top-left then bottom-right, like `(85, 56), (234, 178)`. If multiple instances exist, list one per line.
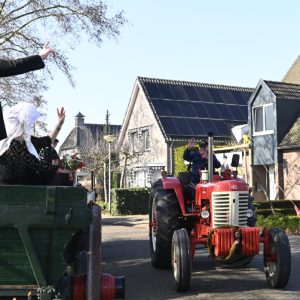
(75, 112), (85, 127)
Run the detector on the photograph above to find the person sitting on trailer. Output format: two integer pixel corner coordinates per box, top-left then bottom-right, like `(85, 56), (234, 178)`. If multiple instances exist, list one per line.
(183, 138), (221, 184)
(0, 102), (65, 185)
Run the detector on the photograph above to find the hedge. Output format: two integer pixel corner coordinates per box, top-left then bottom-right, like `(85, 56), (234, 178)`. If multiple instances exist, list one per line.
(254, 200), (300, 210)
(255, 208), (297, 217)
(110, 187), (150, 216)
(174, 145), (188, 176)
(254, 200), (300, 217)
(256, 214), (300, 234)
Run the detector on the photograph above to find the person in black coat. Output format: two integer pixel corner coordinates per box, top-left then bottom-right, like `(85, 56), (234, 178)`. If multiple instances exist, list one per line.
(183, 138), (221, 184)
(0, 43), (54, 140)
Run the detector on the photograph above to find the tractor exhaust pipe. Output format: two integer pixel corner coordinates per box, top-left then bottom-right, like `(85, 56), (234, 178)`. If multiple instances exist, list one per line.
(208, 132), (214, 183)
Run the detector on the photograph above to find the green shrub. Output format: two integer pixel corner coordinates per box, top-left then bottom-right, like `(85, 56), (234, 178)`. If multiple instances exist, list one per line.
(256, 214), (300, 234)
(254, 200), (300, 210)
(110, 187), (150, 216)
(112, 171), (121, 188)
(174, 145), (188, 176)
(256, 208), (296, 217)
(97, 200), (109, 213)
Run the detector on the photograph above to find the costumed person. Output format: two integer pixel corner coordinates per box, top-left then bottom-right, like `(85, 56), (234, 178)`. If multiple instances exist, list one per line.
(0, 102), (65, 185)
(0, 43), (54, 140)
(220, 155), (230, 175)
(183, 138), (221, 184)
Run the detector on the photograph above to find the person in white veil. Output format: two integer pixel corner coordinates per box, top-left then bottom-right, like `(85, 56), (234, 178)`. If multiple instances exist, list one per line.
(0, 102), (65, 185)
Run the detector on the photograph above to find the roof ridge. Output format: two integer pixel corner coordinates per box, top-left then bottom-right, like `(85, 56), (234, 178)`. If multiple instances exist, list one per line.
(265, 79), (300, 88)
(84, 123), (121, 127)
(138, 76), (254, 92)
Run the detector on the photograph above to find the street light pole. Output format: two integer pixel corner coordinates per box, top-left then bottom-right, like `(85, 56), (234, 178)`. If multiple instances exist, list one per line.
(104, 135), (117, 213)
(108, 141), (112, 211)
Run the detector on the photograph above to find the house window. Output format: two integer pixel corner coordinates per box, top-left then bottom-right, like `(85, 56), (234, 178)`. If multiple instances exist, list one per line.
(253, 104), (274, 135)
(128, 127), (151, 152)
(143, 129), (150, 150)
(130, 132), (137, 152)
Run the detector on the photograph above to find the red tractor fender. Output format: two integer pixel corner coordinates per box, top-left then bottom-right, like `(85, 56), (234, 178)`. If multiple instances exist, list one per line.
(162, 177), (187, 214)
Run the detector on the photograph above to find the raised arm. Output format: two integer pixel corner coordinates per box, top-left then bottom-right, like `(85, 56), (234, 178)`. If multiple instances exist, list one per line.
(183, 138), (196, 162)
(0, 43), (54, 77)
(49, 107), (65, 143)
(0, 55), (44, 77)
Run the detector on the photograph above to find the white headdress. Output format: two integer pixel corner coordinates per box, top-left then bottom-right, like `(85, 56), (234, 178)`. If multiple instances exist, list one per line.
(0, 102), (40, 159)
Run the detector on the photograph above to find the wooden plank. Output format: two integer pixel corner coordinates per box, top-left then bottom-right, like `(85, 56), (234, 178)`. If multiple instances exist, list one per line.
(17, 226), (46, 286)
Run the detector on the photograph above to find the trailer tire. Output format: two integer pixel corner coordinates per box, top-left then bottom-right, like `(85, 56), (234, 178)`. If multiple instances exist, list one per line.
(264, 228), (291, 288)
(172, 229), (192, 292)
(149, 179), (180, 268)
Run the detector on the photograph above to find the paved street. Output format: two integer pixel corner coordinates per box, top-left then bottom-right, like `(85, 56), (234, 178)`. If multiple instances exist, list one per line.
(102, 214), (300, 300)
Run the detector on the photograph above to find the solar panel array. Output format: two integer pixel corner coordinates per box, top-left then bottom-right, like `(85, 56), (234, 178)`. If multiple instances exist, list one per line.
(139, 78), (253, 141)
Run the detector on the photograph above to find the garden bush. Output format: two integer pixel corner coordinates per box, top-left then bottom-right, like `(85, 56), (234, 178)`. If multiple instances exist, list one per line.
(255, 208), (296, 217)
(254, 200), (300, 210)
(110, 187), (150, 216)
(256, 214), (300, 234)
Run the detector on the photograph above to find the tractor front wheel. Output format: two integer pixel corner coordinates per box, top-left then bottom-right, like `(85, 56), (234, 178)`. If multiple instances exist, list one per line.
(171, 228), (192, 292)
(149, 179), (180, 268)
(263, 228), (291, 288)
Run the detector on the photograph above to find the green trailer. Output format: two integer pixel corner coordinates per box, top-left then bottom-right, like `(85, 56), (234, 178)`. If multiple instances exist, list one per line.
(0, 185), (124, 299)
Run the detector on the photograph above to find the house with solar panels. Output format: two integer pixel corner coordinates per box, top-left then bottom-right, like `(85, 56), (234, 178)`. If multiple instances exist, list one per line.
(118, 77), (254, 188)
(249, 80), (300, 201)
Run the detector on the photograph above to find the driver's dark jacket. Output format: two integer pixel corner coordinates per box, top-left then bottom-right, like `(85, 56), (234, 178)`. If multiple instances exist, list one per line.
(183, 148), (221, 184)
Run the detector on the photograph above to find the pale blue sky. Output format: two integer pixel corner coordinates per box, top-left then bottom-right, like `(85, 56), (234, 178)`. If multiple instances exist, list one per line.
(44, 0), (300, 146)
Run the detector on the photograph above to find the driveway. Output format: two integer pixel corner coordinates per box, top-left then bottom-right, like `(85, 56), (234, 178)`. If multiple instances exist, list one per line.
(102, 214), (300, 300)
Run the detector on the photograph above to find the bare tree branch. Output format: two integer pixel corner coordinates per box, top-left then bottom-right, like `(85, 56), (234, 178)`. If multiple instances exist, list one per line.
(0, 0), (126, 116)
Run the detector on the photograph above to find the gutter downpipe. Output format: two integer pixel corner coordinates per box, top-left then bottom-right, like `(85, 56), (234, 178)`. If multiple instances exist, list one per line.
(208, 132), (214, 183)
(168, 142), (174, 175)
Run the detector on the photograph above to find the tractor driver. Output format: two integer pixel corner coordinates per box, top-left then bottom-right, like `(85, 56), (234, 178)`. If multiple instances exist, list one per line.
(183, 138), (221, 184)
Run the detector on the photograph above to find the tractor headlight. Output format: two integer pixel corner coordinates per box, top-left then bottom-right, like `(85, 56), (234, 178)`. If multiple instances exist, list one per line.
(201, 210), (210, 219)
(247, 209), (254, 218)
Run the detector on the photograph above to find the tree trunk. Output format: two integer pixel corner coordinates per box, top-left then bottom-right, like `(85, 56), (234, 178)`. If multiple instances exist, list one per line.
(120, 155), (128, 188)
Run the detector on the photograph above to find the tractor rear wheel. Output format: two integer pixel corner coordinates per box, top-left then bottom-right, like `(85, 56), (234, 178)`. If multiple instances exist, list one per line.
(263, 228), (291, 288)
(149, 179), (181, 268)
(172, 228), (192, 292)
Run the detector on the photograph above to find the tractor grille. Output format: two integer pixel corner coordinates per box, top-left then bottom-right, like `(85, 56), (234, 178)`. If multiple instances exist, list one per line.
(238, 192), (249, 226)
(212, 191), (249, 228)
(212, 193), (230, 227)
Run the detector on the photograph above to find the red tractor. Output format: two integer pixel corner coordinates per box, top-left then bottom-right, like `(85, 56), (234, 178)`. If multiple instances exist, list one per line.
(149, 134), (291, 292)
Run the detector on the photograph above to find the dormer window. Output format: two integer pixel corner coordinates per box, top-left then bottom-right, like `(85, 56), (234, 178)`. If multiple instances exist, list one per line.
(253, 104), (274, 135)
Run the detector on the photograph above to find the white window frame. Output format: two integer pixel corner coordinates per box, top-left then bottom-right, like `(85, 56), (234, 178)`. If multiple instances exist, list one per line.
(128, 126), (151, 152)
(252, 103), (274, 136)
(142, 129), (151, 151)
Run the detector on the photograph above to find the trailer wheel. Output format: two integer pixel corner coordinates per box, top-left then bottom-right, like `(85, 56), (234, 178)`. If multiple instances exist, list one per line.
(149, 179), (180, 268)
(263, 228), (291, 288)
(172, 229), (192, 292)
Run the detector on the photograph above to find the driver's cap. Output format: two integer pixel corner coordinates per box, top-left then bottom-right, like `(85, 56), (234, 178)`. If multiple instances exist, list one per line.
(199, 140), (208, 148)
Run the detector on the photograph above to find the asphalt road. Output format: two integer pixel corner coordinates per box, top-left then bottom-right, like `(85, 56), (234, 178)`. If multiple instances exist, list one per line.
(102, 214), (300, 300)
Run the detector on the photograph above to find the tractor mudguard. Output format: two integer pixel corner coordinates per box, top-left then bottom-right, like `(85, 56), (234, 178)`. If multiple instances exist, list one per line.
(162, 177), (187, 214)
